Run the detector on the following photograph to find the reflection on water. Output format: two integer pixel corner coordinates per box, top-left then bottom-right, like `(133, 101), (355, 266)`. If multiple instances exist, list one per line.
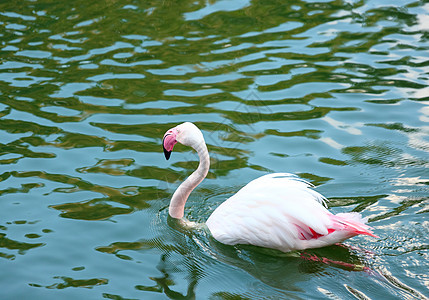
(95, 220), (373, 299)
(0, 0), (428, 298)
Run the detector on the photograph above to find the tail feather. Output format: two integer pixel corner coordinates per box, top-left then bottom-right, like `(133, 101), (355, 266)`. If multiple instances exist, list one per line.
(331, 212), (378, 238)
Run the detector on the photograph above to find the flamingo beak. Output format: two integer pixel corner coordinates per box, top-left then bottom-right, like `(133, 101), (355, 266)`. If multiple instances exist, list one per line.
(162, 129), (178, 160)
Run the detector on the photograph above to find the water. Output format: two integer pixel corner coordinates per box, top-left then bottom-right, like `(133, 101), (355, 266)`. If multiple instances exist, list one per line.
(0, 0), (428, 299)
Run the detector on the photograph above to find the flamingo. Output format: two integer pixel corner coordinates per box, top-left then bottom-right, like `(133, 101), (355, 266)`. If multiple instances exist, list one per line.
(162, 122), (377, 252)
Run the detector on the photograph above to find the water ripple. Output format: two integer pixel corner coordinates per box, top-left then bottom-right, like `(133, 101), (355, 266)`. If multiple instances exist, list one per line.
(0, 0), (428, 298)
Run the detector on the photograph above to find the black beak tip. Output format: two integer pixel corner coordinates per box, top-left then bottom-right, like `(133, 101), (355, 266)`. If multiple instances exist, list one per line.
(163, 147), (171, 160)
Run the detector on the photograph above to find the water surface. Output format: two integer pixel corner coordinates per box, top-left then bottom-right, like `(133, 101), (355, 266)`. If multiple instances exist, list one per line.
(0, 0), (428, 299)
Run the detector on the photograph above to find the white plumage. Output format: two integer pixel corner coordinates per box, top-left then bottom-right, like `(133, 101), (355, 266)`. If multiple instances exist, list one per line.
(162, 122), (377, 252)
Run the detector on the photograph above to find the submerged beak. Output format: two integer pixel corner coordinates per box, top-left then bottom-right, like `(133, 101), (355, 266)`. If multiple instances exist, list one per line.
(162, 129), (178, 160)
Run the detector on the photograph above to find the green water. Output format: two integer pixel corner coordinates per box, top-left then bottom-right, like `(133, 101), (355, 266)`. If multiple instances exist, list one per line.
(0, 0), (428, 299)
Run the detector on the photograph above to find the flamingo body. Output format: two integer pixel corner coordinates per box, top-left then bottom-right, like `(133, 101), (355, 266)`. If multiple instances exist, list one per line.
(206, 173), (376, 252)
(162, 122), (377, 252)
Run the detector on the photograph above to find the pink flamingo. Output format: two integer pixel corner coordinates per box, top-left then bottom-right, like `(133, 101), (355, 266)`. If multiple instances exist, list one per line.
(162, 122), (377, 252)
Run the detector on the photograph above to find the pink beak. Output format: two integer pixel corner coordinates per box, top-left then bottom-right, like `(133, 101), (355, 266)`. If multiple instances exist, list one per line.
(162, 128), (178, 160)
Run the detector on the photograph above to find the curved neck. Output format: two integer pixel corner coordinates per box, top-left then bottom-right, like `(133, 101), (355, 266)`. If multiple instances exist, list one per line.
(169, 141), (210, 219)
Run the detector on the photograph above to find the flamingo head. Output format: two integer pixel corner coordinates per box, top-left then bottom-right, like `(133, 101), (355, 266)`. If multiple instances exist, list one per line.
(162, 122), (204, 160)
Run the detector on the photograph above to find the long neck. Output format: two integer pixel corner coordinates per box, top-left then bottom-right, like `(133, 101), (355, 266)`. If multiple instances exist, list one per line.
(169, 140), (210, 219)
